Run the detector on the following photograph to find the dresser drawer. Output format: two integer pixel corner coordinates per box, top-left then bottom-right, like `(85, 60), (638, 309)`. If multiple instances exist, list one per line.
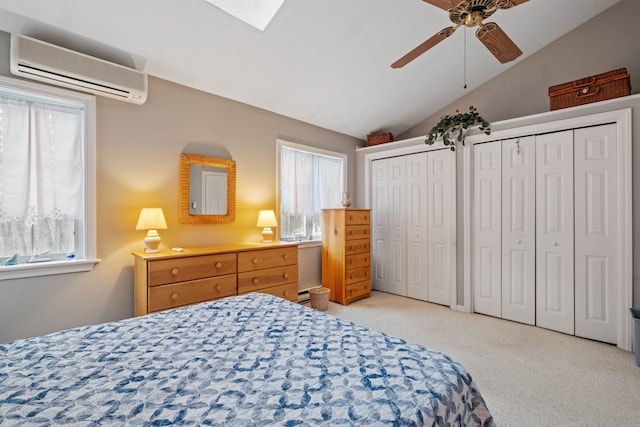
(240, 282), (298, 302)
(345, 225), (370, 241)
(148, 253), (237, 286)
(345, 238), (370, 255)
(148, 274), (236, 313)
(345, 266), (370, 285)
(346, 252), (370, 270)
(237, 265), (298, 293)
(345, 280), (371, 304)
(238, 247), (298, 272)
(345, 210), (370, 225)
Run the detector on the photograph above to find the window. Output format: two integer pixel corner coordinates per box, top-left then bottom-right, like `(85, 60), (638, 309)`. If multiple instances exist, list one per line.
(0, 76), (98, 280)
(277, 139), (346, 241)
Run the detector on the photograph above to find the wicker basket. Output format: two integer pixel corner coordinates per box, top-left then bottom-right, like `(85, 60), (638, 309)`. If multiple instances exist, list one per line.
(367, 132), (393, 146)
(548, 68), (631, 111)
(309, 287), (330, 311)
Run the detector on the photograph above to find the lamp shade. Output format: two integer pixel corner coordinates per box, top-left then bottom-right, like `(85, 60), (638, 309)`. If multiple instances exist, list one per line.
(256, 209), (277, 227)
(136, 208), (167, 231)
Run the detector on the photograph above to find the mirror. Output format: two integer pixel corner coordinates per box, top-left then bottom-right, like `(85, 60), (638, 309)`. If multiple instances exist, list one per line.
(179, 153), (236, 224)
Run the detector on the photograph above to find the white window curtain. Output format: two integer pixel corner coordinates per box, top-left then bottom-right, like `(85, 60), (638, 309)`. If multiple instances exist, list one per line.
(280, 148), (343, 216)
(279, 146), (343, 240)
(0, 96), (83, 257)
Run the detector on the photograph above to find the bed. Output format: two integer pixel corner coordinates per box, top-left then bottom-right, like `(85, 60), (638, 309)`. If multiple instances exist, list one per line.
(0, 293), (494, 426)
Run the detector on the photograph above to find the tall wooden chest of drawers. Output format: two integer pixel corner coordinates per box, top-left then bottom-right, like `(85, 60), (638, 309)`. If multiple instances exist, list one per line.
(133, 242), (298, 316)
(321, 208), (371, 305)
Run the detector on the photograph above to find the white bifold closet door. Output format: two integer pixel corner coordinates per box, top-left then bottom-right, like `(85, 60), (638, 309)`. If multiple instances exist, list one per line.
(473, 137), (537, 324)
(371, 150), (455, 305)
(472, 124), (619, 343)
(472, 142), (502, 317)
(502, 136), (536, 325)
(535, 130), (574, 335)
(574, 124), (618, 343)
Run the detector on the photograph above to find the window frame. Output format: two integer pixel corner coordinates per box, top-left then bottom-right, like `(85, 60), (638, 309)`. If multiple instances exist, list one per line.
(0, 75), (99, 280)
(276, 139), (347, 242)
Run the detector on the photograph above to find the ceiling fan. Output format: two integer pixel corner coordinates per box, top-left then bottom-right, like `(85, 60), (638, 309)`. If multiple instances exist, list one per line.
(392, 0), (528, 68)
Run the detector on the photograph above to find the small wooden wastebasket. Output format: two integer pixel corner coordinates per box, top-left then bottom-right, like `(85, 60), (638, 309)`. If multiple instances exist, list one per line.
(309, 287), (331, 311)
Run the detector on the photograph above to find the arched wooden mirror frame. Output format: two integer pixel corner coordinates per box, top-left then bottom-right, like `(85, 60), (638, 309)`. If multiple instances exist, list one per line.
(179, 153), (236, 224)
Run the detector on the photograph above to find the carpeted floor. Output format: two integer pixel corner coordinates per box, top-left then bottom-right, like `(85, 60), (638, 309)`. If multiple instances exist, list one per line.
(312, 290), (640, 427)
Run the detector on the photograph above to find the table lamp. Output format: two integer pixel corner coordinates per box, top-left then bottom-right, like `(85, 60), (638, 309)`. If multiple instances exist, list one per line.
(256, 209), (277, 242)
(136, 207), (168, 253)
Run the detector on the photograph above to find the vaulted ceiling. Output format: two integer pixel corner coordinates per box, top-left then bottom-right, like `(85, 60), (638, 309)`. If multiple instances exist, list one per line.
(0, 0), (623, 139)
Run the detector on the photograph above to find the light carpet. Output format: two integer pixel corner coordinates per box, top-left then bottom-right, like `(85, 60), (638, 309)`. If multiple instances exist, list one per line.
(312, 290), (640, 427)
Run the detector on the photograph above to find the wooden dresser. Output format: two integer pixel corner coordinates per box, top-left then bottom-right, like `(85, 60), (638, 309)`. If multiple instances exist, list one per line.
(321, 208), (371, 305)
(133, 242), (298, 316)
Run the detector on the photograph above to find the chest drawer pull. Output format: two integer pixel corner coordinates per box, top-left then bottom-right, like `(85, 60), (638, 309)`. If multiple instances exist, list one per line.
(253, 278), (259, 285)
(215, 262), (223, 268)
(171, 268), (179, 275)
(215, 284), (222, 291)
(170, 292), (179, 301)
(252, 258), (259, 264)
(283, 272), (289, 279)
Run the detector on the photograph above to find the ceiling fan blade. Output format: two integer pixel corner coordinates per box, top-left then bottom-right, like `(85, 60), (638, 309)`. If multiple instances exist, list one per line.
(476, 22), (522, 64)
(422, 0), (459, 11)
(391, 27), (457, 68)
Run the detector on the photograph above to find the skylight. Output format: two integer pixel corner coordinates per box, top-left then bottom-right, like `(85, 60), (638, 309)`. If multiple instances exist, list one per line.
(205, 0), (285, 31)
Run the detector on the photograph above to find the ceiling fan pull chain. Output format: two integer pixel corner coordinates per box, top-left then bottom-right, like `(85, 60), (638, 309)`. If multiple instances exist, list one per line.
(463, 26), (468, 89)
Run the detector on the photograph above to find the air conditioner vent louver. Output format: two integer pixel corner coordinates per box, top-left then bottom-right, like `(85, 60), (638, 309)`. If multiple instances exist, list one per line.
(10, 34), (147, 104)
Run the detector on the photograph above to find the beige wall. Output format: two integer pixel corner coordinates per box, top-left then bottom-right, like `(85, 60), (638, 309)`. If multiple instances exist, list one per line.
(0, 35), (361, 342)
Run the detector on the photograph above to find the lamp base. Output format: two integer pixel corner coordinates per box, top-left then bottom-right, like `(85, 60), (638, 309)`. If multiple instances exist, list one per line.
(144, 230), (162, 253)
(261, 227), (274, 243)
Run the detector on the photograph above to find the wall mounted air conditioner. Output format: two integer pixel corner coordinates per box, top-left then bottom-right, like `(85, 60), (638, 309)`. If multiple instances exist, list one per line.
(10, 34), (148, 104)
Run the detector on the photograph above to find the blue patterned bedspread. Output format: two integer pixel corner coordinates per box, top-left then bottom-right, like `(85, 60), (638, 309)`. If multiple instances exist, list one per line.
(0, 293), (494, 426)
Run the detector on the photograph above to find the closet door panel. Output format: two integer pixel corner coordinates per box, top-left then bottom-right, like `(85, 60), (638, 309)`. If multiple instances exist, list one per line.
(388, 156), (407, 296)
(574, 124), (617, 343)
(427, 149), (454, 305)
(502, 137), (536, 325)
(371, 159), (389, 292)
(536, 130), (574, 335)
(406, 153), (429, 300)
(473, 141), (502, 317)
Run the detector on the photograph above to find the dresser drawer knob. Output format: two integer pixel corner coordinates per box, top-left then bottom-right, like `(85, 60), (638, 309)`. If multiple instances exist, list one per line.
(252, 258), (259, 264)
(283, 272), (289, 279)
(283, 290), (289, 297)
(215, 262), (223, 269)
(283, 253), (288, 259)
(171, 268), (179, 275)
(253, 278), (259, 285)
(215, 284), (222, 291)
(170, 292), (179, 301)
